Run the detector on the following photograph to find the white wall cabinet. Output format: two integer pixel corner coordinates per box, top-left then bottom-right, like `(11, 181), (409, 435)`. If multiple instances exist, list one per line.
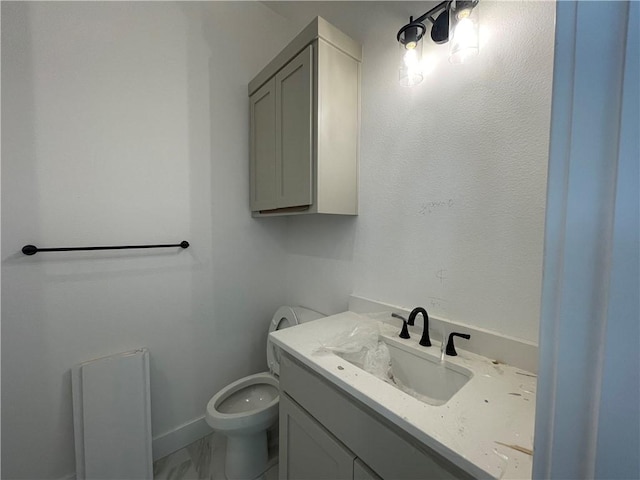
(249, 17), (361, 216)
(279, 353), (474, 480)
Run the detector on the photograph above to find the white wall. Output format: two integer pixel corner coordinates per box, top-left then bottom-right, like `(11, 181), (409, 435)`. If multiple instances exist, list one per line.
(1, 2), (294, 478)
(2, 1), (555, 477)
(270, 1), (554, 343)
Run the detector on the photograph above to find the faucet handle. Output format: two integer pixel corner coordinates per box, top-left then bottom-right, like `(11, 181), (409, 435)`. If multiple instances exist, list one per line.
(392, 313), (411, 339)
(399, 321), (411, 339)
(446, 332), (471, 356)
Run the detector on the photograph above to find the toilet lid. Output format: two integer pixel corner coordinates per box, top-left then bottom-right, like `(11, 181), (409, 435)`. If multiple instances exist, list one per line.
(267, 307), (299, 376)
(267, 306), (324, 376)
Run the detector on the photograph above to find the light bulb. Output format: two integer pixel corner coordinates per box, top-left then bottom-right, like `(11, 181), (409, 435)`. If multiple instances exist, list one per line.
(398, 34), (424, 86)
(404, 49), (419, 67)
(456, 7), (472, 20)
(449, 8), (479, 64)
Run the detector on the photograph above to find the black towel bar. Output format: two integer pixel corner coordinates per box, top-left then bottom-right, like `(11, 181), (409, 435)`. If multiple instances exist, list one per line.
(22, 241), (189, 256)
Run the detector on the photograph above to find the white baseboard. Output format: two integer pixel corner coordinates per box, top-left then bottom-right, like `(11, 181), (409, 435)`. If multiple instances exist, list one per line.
(348, 294), (539, 373)
(152, 415), (213, 461)
(59, 416), (213, 479)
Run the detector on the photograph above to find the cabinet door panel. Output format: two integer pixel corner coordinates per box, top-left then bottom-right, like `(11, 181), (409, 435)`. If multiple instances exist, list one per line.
(279, 393), (354, 480)
(250, 78), (277, 210)
(354, 459), (382, 480)
(275, 45), (313, 209)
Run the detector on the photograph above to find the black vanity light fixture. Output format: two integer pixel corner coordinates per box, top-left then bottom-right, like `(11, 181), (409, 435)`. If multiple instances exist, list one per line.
(397, 0), (480, 86)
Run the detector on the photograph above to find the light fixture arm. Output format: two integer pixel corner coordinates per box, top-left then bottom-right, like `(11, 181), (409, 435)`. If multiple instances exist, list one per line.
(396, 0), (480, 86)
(396, 1), (451, 46)
(411, 0), (451, 27)
(397, 0), (478, 46)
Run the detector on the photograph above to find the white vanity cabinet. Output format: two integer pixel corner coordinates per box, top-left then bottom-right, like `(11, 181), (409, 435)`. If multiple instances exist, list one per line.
(280, 393), (383, 480)
(280, 393), (355, 479)
(248, 17), (361, 216)
(279, 353), (474, 480)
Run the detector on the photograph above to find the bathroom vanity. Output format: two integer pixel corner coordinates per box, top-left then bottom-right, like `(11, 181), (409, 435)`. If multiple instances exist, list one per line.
(279, 353), (472, 479)
(270, 311), (536, 479)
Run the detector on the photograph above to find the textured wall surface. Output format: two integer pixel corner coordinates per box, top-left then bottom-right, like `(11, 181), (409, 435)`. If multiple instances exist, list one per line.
(2, 1), (554, 477)
(1, 2), (294, 477)
(271, 1), (554, 343)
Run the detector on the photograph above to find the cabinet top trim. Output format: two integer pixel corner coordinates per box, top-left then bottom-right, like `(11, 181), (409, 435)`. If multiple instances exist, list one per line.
(248, 16), (362, 96)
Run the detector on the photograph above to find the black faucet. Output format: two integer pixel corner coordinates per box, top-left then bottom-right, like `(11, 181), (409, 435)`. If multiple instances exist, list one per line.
(408, 307), (431, 347)
(446, 332), (471, 356)
(392, 313), (411, 339)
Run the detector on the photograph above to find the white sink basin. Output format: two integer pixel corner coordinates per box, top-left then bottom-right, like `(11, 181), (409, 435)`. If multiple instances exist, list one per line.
(337, 334), (473, 406)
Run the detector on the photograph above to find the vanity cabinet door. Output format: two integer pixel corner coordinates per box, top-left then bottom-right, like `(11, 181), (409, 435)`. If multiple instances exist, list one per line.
(279, 393), (355, 480)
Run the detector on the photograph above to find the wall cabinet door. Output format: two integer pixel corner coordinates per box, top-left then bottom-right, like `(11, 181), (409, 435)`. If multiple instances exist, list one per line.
(354, 459), (383, 480)
(250, 45), (313, 212)
(279, 393), (355, 480)
(275, 44), (313, 209)
(248, 17), (360, 216)
(249, 78), (277, 211)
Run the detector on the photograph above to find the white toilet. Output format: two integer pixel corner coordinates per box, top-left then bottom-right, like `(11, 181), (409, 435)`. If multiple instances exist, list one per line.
(205, 306), (324, 480)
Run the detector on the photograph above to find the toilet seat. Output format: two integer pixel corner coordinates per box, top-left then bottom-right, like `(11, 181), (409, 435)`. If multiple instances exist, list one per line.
(206, 373), (279, 435)
(206, 307), (323, 434)
(204, 306), (324, 480)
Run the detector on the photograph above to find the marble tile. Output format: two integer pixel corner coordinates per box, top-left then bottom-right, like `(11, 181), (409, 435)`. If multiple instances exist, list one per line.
(153, 447), (199, 480)
(265, 463), (279, 480)
(154, 433), (222, 480)
(154, 431), (278, 480)
(185, 435), (214, 479)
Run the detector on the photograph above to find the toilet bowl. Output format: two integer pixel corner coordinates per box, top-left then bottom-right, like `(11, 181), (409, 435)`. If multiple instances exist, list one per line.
(206, 306), (324, 480)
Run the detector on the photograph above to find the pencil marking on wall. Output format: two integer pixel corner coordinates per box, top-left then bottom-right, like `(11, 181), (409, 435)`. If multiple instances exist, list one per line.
(427, 296), (447, 309)
(419, 199), (454, 214)
(436, 269), (447, 284)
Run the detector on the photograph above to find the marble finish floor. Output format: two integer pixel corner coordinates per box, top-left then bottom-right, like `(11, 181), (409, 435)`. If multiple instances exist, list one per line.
(153, 433), (278, 480)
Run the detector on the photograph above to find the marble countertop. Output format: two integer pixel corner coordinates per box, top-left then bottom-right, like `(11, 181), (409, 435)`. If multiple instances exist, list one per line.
(270, 311), (536, 479)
